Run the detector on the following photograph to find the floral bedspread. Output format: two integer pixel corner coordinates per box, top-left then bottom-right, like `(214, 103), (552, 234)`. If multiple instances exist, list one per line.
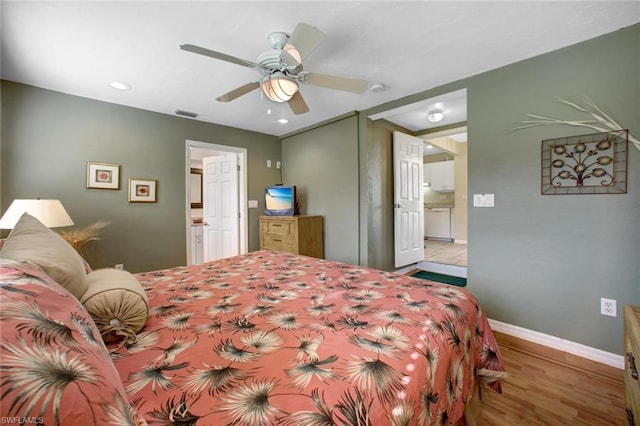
(112, 250), (505, 425)
(0, 259), (146, 425)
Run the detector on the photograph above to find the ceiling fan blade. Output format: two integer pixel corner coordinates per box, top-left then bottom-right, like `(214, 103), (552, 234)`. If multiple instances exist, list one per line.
(303, 72), (369, 94)
(288, 91), (309, 115)
(180, 44), (258, 69)
(216, 81), (260, 102)
(281, 23), (326, 66)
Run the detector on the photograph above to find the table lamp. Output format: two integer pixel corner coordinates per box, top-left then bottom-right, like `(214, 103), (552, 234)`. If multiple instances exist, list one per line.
(0, 199), (74, 229)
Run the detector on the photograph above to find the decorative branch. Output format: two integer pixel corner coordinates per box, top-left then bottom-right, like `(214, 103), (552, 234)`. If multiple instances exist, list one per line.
(59, 222), (110, 252)
(512, 96), (639, 151)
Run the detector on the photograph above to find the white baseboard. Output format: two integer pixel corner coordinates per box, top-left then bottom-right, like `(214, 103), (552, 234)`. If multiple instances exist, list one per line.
(454, 239), (467, 244)
(488, 319), (624, 370)
(416, 261), (467, 278)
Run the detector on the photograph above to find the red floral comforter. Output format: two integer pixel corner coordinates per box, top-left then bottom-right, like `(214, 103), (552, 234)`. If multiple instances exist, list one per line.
(113, 250), (505, 425)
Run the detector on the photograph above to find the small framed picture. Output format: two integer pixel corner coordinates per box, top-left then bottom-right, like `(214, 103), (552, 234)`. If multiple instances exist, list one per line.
(87, 161), (120, 190)
(128, 178), (157, 203)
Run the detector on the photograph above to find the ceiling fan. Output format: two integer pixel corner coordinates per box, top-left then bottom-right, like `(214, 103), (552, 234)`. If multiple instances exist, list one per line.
(180, 23), (369, 115)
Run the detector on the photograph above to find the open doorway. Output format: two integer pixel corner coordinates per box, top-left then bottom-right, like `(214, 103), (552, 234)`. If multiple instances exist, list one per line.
(368, 89), (468, 275)
(420, 127), (467, 271)
(185, 140), (248, 265)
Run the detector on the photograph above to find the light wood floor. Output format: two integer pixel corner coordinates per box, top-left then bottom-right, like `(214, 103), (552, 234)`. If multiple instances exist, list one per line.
(476, 332), (626, 425)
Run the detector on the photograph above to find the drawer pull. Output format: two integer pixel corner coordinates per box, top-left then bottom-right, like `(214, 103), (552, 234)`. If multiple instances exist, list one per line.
(627, 352), (638, 380)
(272, 224), (282, 227)
(272, 238), (282, 242)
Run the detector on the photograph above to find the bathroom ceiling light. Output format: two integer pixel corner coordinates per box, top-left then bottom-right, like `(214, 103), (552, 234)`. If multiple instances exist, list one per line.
(278, 118), (289, 124)
(427, 109), (444, 123)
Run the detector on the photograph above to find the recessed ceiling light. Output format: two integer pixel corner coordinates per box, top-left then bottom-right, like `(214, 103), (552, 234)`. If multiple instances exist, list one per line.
(278, 118), (289, 124)
(426, 144), (433, 149)
(110, 81), (131, 90)
(370, 83), (385, 93)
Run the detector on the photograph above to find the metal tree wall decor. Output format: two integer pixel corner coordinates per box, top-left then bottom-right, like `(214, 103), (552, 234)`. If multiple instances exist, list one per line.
(541, 130), (628, 195)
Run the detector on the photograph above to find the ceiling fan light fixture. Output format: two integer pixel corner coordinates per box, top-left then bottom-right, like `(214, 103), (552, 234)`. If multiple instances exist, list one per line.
(261, 72), (298, 103)
(427, 109), (444, 123)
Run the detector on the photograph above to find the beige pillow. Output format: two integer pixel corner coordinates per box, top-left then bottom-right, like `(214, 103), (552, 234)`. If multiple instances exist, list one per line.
(80, 268), (149, 346)
(0, 213), (88, 299)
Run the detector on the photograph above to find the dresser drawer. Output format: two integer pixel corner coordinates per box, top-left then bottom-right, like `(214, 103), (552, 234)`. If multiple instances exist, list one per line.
(259, 215), (323, 258)
(263, 219), (294, 236)
(625, 305), (640, 425)
(262, 234), (296, 252)
(625, 376), (639, 425)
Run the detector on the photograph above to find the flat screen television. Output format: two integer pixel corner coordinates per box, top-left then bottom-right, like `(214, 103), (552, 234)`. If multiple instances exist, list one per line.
(264, 185), (297, 216)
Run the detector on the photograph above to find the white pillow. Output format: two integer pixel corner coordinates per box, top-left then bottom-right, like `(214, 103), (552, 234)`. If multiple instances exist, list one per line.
(80, 268), (149, 346)
(0, 213), (88, 299)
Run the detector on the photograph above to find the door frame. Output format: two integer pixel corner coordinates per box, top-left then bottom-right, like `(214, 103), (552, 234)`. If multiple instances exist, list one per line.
(185, 140), (247, 264)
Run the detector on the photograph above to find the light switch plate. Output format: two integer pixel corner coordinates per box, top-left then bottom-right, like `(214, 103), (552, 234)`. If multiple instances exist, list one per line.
(473, 193), (495, 207)
(248, 200), (258, 208)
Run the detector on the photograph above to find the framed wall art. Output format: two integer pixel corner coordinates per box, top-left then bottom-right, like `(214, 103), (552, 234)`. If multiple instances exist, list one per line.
(541, 129), (628, 195)
(86, 161), (120, 190)
(128, 178), (157, 203)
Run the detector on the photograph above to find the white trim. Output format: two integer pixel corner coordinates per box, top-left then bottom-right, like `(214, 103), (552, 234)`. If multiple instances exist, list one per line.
(488, 319), (624, 370)
(454, 239), (467, 244)
(416, 261), (467, 278)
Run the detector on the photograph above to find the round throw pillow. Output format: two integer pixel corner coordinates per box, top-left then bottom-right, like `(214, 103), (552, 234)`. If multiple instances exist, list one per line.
(80, 268), (148, 348)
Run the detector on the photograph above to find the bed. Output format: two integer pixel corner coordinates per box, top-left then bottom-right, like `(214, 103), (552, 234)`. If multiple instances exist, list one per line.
(0, 213), (505, 425)
(114, 250), (505, 425)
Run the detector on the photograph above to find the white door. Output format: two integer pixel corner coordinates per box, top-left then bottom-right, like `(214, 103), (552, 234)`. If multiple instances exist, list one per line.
(393, 131), (424, 267)
(203, 154), (239, 261)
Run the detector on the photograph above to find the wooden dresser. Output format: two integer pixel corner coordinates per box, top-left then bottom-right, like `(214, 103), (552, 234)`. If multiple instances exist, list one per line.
(259, 215), (323, 258)
(625, 304), (640, 425)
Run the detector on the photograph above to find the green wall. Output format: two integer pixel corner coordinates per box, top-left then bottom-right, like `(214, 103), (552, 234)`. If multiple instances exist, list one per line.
(359, 24), (639, 354)
(281, 115), (360, 264)
(1, 81), (281, 272)
(363, 119), (410, 271)
(464, 24), (640, 355)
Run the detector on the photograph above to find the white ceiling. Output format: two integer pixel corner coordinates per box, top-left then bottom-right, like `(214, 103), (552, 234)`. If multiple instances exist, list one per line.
(1, 1), (638, 137)
(369, 89), (468, 133)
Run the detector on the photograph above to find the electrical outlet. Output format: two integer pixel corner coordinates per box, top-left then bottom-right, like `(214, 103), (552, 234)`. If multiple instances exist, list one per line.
(115, 264), (124, 271)
(600, 298), (616, 317)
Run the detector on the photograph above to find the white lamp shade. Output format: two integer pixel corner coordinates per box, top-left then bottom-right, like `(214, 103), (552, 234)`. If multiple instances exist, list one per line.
(0, 199), (74, 229)
(261, 72), (298, 103)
